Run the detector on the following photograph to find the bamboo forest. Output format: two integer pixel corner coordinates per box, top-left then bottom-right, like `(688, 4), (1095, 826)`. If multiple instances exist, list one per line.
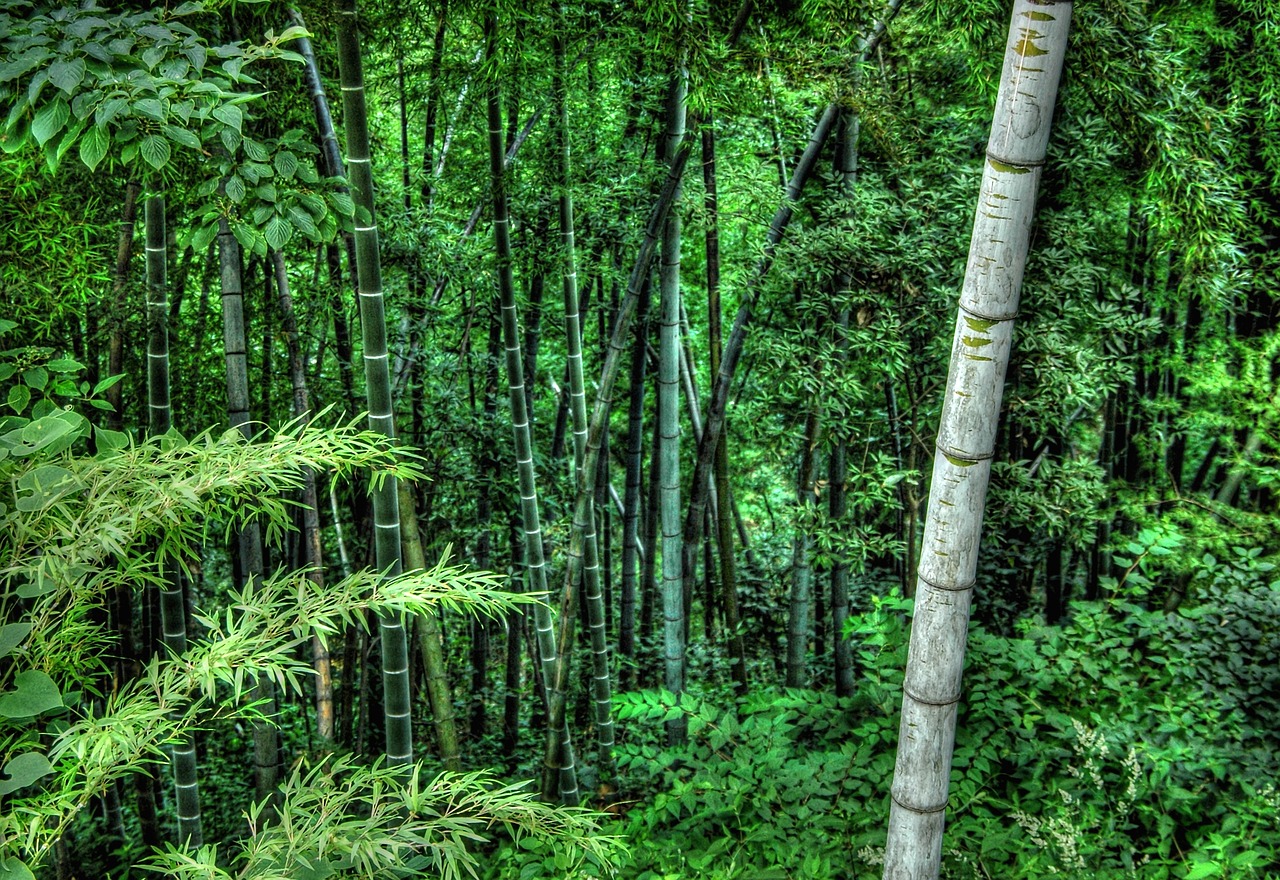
(1, 0), (1278, 877)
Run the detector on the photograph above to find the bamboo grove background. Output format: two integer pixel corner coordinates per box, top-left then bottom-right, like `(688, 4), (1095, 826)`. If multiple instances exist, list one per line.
(1, 0), (1278, 877)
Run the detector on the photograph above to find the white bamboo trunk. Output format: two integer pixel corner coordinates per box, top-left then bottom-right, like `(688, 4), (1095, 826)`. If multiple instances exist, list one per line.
(882, 3), (1072, 878)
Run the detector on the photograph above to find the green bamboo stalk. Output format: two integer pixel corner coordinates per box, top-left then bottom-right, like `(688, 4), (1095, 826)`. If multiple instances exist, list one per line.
(545, 0), (616, 793)
(658, 58), (688, 746)
(480, 11), (578, 804)
(336, 0), (410, 770)
(221, 222), (281, 811)
(398, 480), (461, 772)
(271, 248), (333, 742)
(146, 194), (202, 847)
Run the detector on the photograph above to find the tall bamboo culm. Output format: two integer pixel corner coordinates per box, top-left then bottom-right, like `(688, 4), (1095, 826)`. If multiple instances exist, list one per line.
(146, 194), (203, 846)
(882, 4), (1071, 878)
(480, 13), (579, 804)
(336, 0), (411, 769)
(546, 0), (616, 793)
(658, 59), (688, 746)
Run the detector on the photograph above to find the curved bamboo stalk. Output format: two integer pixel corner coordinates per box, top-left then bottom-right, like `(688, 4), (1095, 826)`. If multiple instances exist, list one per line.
(882, 4), (1072, 877)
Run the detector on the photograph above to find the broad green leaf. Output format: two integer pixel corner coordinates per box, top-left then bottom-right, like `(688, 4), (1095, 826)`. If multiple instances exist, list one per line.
(0, 671), (63, 719)
(16, 464), (81, 512)
(0, 623), (32, 659)
(212, 102), (242, 132)
(31, 97), (70, 147)
(264, 215), (292, 250)
(0, 856), (36, 880)
(190, 222), (217, 254)
(328, 191), (354, 217)
(47, 57), (86, 94)
(231, 219), (258, 253)
(78, 124), (109, 170)
(45, 358), (84, 373)
(255, 182), (278, 203)
(141, 46), (166, 71)
(162, 124), (202, 151)
(225, 173), (245, 203)
(220, 126), (240, 155)
(22, 367), (48, 391)
(242, 138), (269, 162)
(0, 49), (52, 85)
(1185, 862), (1220, 880)
(274, 150), (298, 178)
(96, 96), (129, 127)
(183, 43), (207, 72)
(7, 385), (30, 414)
(71, 89), (99, 120)
(0, 753), (53, 796)
(94, 425), (130, 451)
(133, 97), (165, 122)
(91, 373), (124, 396)
(140, 133), (170, 170)
(288, 205), (317, 238)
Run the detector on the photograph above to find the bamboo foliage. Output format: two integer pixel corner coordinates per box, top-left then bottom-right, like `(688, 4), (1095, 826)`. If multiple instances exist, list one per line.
(680, 0), (906, 614)
(335, 0), (411, 770)
(882, 4), (1072, 878)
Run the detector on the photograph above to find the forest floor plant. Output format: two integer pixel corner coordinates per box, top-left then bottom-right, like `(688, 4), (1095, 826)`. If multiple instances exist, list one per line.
(481, 566), (1279, 879)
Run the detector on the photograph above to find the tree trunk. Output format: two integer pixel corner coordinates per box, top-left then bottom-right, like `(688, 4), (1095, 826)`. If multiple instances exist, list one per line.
(882, 5), (1071, 877)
